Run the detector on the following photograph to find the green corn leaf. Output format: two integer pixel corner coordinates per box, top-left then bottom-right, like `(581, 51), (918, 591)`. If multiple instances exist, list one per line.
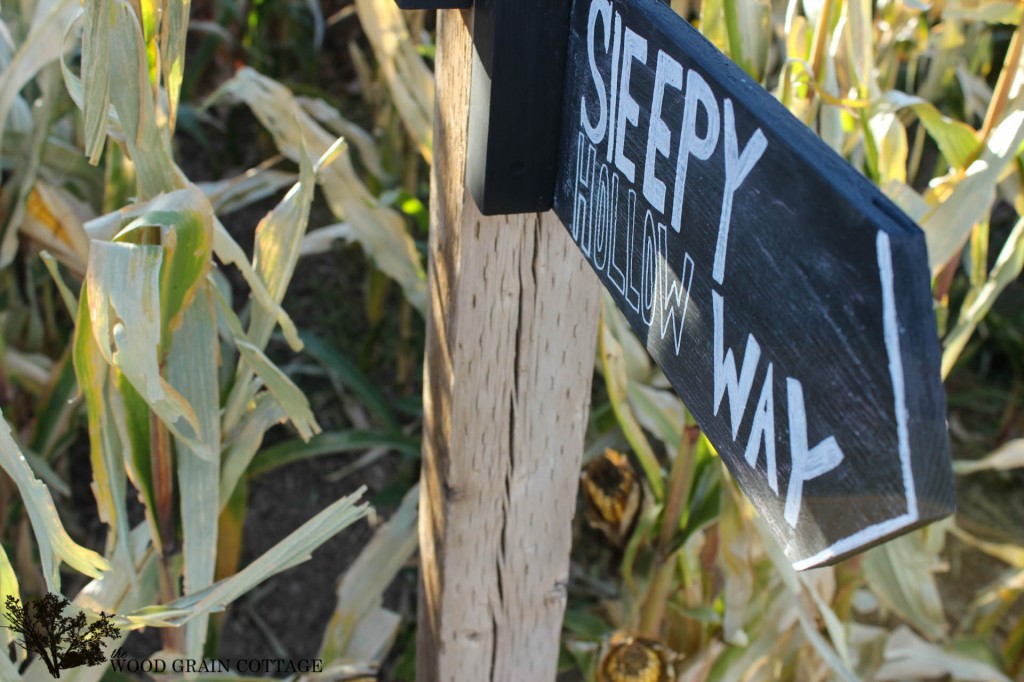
(86, 240), (221, 461)
(882, 91), (979, 171)
(72, 286), (133, 565)
(114, 186), (214, 358)
(27, 348), (80, 461)
(721, 0), (770, 79)
(112, 369), (155, 520)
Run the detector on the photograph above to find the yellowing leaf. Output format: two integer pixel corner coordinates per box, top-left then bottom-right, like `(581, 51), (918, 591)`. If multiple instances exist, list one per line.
(883, 91), (979, 171)
(923, 107), (1024, 272)
(208, 68), (426, 312)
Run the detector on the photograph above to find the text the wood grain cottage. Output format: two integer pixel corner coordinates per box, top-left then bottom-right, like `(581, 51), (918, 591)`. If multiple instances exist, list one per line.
(552, 0), (955, 567)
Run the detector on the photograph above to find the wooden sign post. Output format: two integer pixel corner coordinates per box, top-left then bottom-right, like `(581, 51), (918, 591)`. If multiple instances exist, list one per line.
(414, 0), (956, 678)
(418, 8), (600, 681)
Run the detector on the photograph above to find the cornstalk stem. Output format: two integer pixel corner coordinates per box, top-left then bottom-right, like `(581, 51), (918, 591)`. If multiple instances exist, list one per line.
(978, 17), (1024, 146)
(657, 425), (698, 553)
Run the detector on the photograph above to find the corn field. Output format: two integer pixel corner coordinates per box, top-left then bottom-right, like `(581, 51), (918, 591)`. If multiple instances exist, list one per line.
(0, 0), (1020, 680)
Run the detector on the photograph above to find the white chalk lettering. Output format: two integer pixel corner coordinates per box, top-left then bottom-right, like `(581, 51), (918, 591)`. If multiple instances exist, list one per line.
(670, 70), (720, 232)
(642, 51), (682, 213)
(607, 172), (626, 295)
(593, 163), (612, 270)
(605, 12), (623, 164)
(640, 210), (658, 325)
(712, 290), (760, 439)
(714, 99), (767, 284)
(625, 189), (641, 314)
(658, 222), (694, 355)
(744, 362), (778, 493)
(582, 0), (612, 144)
(573, 134), (595, 244)
(784, 378), (844, 527)
(614, 27), (647, 182)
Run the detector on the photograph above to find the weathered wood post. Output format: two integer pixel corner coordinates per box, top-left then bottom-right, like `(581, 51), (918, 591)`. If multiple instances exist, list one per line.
(417, 6), (600, 681)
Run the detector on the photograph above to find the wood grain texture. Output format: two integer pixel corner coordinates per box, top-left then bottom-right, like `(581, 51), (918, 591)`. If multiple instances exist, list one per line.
(417, 8), (601, 681)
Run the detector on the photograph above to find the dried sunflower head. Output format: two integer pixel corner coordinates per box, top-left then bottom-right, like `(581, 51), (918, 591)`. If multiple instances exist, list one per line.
(581, 448), (643, 548)
(597, 632), (677, 682)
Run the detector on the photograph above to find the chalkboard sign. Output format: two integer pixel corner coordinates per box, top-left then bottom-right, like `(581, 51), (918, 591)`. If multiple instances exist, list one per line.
(552, 0), (955, 568)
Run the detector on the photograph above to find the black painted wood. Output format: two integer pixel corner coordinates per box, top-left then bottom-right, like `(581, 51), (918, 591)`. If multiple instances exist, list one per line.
(552, 0), (955, 568)
(467, 0), (574, 214)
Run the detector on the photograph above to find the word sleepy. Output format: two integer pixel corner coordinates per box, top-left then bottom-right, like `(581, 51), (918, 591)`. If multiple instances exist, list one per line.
(573, 0), (845, 529)
(579, 0), (768, 285)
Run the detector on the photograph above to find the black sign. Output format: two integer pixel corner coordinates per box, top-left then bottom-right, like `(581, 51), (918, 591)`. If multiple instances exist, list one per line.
(552, 0), (955, 568)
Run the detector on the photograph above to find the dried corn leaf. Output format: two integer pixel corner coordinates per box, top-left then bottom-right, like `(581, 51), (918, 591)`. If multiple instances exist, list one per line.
(354, 0), (434, 162)
(0, 408), (109, 592)
(123, 487), (369, 628)
(955, 438), (1024, 475)
(166, 284), (220, 660)
(862, 532), (948, 641)
(320, 484), (417, 664)
(876, 627), (1012, 681)
(209, 68), (426, 312)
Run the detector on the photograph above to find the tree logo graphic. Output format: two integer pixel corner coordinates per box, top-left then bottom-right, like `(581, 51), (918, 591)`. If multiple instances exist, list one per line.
(3, 593), (120, 678)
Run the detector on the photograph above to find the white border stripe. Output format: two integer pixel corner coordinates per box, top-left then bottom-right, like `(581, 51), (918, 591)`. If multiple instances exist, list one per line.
(877, 231), (918, 521)
(791, 232), (919, 570)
